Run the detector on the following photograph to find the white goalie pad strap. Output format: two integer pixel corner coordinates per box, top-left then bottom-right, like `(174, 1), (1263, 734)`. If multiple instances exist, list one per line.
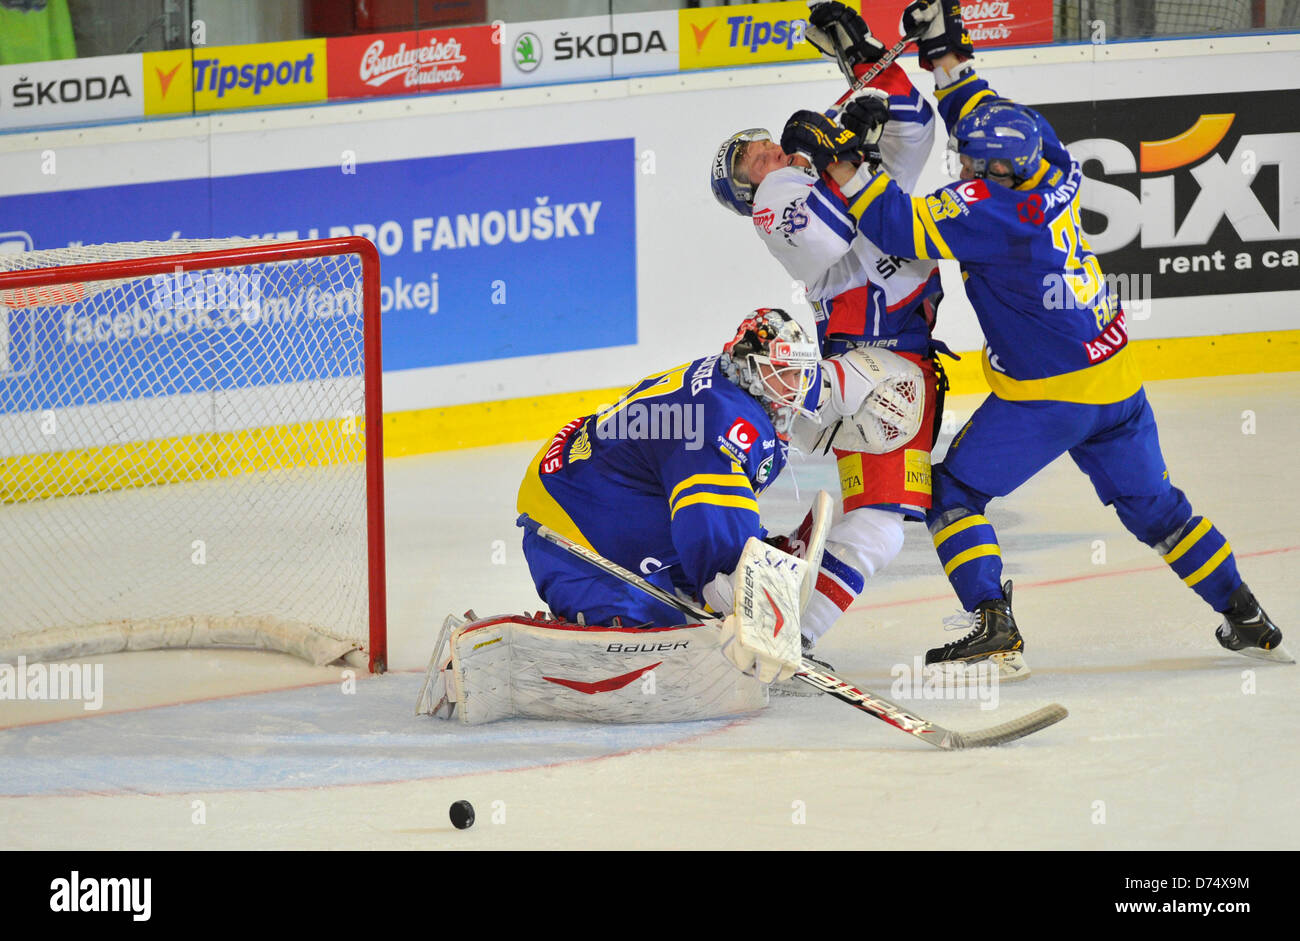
(416, 614), (766, 725)
(720, 538), (806, 683)
(827, 347), (925, 454)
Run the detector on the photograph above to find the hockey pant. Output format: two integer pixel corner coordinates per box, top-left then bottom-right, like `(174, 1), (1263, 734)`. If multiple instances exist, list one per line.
(928, 388), (1242, 613)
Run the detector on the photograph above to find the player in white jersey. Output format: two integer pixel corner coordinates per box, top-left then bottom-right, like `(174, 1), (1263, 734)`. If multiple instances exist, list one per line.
(710, 1), (948, 650)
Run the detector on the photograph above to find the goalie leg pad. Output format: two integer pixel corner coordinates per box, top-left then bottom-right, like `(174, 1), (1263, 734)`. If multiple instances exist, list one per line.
(802, 508), (906, 642)
(416, 614), (767, 725)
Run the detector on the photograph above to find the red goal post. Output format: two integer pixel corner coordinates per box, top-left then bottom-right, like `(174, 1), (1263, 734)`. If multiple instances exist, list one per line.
(0, 237), (388, 673)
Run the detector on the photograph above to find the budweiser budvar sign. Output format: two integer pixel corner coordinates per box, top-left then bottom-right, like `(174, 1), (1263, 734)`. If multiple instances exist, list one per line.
(961, 0), (1053, 45)
(868, 0), (1053, 48)
(327, 27), (501, 99)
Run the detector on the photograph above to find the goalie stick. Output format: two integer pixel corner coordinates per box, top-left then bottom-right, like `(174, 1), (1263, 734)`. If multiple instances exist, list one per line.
(516, 514), (1067, 750)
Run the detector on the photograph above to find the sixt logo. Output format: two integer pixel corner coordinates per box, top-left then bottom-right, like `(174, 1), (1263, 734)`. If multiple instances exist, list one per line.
(724, 16), (805, 53)
(1069, 107), (1298, 254)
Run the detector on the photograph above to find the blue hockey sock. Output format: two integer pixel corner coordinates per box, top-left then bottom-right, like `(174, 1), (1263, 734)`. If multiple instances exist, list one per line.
(931, 513), (1004, 611)
(1159, 516), (1240, 611)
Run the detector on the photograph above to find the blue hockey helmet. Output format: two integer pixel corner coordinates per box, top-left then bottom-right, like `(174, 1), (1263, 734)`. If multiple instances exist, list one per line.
(950, 100), (1042, 184)
(711, 128), (772, 217)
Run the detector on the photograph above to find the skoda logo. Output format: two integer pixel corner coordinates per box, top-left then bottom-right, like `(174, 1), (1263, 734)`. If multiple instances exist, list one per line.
(513, 32), (542, 72)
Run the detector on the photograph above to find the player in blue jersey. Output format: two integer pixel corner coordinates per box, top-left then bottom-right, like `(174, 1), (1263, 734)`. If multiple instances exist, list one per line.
(517, 308), (822, 630)
(794, 0), (1290, 675)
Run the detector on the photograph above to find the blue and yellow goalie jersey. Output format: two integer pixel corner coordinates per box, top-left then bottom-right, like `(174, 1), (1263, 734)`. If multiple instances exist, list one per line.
(517, 355), (786, 601)
(845, 69), (1143, 406)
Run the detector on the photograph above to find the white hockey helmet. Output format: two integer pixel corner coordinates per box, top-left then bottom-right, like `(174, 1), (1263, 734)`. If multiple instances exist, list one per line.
(721, 308), (821, 438)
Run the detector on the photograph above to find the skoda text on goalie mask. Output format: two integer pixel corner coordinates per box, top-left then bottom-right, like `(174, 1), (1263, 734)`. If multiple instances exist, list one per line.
(594, 402), (706, 451)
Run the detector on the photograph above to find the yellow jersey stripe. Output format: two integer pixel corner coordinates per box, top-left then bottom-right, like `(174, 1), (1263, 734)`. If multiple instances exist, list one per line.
(1162, 517), (1213, 564)
(934, 71), (979, 101)
(914, 198), (955, 260)
(911, 203), (929, 258)
(668, 472), (752, 508)
(1015, 158), (1052, 191)
(957, 87), (996, 120)
(943, 544), (1001, 577)
(847, 172), (891, 219)
(516, 439), (596, 552)
(670, 492), (761, 520)
(932, 514), (991, 548)
(982, 346), (1144, 405)
(1184, 542), (1233, 587)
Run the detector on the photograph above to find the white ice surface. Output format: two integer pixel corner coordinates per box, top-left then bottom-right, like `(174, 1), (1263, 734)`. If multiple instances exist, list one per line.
(1, 373), (1297, 849)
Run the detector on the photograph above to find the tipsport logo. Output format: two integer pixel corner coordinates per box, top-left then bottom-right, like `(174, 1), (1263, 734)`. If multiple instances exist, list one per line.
(679, 0), (831, 70)
(716, 15), (806, 54)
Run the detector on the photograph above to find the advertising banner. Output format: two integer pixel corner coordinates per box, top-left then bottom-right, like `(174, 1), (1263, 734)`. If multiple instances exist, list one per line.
(501, 11), (678, 87)
(190, 39), (328, 112)
(861, 0), (1054, 50)
(0, 139), (637, 372)
(1036, 89), (1300, 299)
(142, 49), (194, 117)
(678, 0), (855, 71)
(0, 54), (144, 130)
(326, 25), (500, 99)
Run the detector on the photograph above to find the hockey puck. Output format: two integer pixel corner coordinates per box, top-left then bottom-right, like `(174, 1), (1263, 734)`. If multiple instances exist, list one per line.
(449, 800), (475, 830)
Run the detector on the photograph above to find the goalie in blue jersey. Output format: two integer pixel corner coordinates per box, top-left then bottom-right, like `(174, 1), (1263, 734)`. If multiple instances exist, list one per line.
(790, 0), (1290, 676)
(517, 308), (822, 632)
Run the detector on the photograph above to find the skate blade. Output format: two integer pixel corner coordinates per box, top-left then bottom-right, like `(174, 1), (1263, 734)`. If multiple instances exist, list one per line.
(1231, 642), (1295, 664)
(925, 651), (1031, 684)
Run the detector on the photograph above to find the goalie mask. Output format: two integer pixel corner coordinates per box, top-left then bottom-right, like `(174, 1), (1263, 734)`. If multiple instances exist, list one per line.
(721, 308), (822, 439)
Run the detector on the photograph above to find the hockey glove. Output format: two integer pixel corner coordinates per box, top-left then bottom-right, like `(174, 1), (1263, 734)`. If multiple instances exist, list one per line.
(806, 1), (887, 85)
(839, 88), (889, 171)
(780, 109), (864, 175)
(901, 0), (974, 70)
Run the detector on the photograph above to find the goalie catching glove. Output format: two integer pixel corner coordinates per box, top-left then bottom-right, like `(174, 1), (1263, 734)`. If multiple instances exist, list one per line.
(790, 347), (926, 455)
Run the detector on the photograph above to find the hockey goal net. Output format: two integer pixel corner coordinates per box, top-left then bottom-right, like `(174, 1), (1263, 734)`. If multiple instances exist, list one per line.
(0, 237), (387, 672)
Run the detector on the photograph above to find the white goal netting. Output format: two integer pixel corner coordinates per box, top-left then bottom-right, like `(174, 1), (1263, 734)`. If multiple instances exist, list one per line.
(0, 238), (384, 670)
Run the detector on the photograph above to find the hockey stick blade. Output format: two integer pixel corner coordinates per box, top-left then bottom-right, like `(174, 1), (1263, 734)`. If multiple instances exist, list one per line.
(517, 514), (1068, 748)
(942, 703), (1070, 750)
(794, 659), (1068, 750)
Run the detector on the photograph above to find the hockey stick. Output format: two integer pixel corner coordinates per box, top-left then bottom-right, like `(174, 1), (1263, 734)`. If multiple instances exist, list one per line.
(517, 514), (1067, 750)
(836, 34), (909, 106)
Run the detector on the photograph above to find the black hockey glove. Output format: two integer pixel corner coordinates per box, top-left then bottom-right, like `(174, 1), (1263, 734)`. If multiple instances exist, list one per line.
(901, 0), (974, 70)
(840, 90), (889, 171)
(805, 1), (887, 84)
(780, 110), (865, 174)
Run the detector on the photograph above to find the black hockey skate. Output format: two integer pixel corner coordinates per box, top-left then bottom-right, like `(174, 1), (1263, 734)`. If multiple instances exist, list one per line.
(926, 580), (1030, 682)
(1216, 583), (1294, 664)
(772, 635), (836, 697)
